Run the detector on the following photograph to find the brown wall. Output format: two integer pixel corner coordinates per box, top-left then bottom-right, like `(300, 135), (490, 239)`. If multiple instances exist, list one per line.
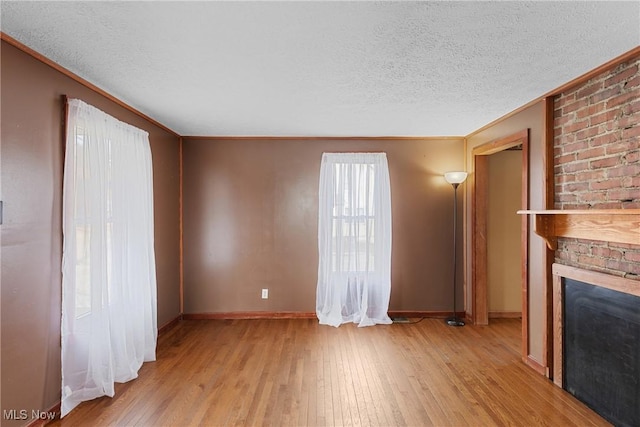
(466, 101), (548, 365)
(1, 40), (181, 425)
(554, 55), (640, 278)
(182, 138), (465, 314)
(488, 150), (523, 313)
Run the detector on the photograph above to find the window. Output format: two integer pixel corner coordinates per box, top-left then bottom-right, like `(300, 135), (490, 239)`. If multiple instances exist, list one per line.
(316, 153), (392, 327)
(71, 132), (115, 318)
(61, 99), (157, 417)
(331, 161), (377, 273)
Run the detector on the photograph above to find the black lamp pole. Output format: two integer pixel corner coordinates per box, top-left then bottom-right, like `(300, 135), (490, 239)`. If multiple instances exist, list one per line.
(446, 179), (465, 327)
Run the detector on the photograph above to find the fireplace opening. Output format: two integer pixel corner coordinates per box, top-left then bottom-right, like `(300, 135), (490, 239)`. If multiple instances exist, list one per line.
(563, 278), (640, 427)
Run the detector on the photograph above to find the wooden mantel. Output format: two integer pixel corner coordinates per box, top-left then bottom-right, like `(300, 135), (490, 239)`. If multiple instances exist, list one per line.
(517, 209), (640, 250)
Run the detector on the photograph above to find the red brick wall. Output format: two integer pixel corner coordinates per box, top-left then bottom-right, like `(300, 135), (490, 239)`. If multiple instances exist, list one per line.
(554, 57), (640, 279)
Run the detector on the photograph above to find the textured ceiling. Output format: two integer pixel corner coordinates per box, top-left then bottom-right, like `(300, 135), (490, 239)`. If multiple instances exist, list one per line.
(1, 1), (639, 137)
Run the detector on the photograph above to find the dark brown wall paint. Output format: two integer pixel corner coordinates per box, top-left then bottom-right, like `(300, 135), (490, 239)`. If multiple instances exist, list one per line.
(1, 41), (181, 425)
(182, 138), (465, 314)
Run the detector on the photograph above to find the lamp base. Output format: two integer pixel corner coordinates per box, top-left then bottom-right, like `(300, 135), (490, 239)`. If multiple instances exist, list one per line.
(445, 317), (465, 327)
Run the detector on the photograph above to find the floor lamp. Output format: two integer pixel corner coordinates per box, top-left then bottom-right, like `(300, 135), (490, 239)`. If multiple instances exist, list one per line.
(444, 171), (468, 327)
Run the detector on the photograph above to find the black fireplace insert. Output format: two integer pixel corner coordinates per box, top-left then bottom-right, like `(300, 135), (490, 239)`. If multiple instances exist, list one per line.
(563, 278), (640, 427)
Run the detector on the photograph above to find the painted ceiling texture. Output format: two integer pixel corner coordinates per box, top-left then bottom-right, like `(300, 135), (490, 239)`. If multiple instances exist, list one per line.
(1, 1), (639, 137)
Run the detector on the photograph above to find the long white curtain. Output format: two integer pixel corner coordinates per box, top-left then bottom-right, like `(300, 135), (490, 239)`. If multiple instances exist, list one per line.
(316, 153), (392, 327)
(61, 99), (157, 416)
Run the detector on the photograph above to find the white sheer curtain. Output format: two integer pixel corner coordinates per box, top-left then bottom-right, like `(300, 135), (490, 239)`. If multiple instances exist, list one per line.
(316, 153), (392, 327)
(61, 99), (157, 417)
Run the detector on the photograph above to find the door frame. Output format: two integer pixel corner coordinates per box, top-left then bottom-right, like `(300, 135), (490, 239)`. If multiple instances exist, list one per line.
(471, 129), (529, 359)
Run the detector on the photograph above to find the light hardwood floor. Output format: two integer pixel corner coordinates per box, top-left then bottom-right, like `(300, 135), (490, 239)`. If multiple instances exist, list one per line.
(51, 318), (609, 426)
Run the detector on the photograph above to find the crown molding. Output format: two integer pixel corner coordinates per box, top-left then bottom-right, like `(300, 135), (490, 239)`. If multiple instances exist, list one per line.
(1, 32), (180, 138)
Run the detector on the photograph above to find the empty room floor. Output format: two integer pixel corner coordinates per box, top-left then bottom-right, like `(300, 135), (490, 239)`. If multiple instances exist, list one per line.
(51, 318), (609, 426)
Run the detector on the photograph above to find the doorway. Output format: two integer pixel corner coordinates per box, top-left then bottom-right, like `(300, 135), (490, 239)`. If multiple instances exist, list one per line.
(471, 129), (529, 359)
(487, 149), (523, 318)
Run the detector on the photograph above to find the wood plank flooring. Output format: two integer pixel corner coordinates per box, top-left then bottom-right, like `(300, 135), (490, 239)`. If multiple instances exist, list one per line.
(50, 318), (609, 426)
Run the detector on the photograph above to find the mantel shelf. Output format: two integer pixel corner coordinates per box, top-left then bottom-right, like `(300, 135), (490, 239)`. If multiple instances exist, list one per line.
(517, 209), (640, 250)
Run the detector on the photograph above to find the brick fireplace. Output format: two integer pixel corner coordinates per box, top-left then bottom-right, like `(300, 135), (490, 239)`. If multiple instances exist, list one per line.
(552, 263), (640, 427)
(547, 53), (639, 425)
(553, 56), (640, 279)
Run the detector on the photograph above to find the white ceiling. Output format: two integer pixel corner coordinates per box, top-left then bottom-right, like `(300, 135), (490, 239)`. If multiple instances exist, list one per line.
(1, 1), (639, 137)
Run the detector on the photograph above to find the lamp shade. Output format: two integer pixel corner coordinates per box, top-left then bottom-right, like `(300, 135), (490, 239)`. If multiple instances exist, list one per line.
(444, 171), (468, 184)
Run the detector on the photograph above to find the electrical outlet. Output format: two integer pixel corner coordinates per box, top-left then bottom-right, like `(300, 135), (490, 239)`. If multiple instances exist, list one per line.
(261, 288), (268, 299)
